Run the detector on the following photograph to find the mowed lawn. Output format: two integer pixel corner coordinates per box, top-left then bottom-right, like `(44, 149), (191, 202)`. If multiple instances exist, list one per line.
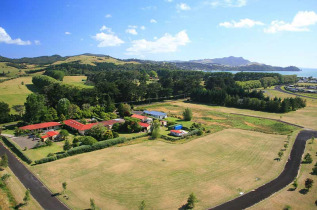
(0, 77), (36, 111)
(62, 76), (93, 88)
(32, 129), (294, 210)
(249, 139), (317, 210)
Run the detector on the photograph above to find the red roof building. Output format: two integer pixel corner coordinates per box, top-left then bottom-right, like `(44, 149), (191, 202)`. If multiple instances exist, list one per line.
(41, 131), (59, 139)
(138, 122), (150, 128)
(131, 114), (148, 122)
(170, 130), (182, 133)
(20, 122), (61, 131)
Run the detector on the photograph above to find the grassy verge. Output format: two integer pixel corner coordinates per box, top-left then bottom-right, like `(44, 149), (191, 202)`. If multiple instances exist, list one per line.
(0, 167), (42, 210)
(249, 136), (317, 210)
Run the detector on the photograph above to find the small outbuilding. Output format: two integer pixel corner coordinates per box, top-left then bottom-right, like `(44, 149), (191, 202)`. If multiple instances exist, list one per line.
(138, 122), (151, 132)
(173, 124), (183, 130)
(170, 130), (187, 137)
(41, 131), (59, 141)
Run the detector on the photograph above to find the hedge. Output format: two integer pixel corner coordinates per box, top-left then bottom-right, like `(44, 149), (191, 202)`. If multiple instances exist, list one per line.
(35, 137), (128, 165)
(1, 136), (33, 164)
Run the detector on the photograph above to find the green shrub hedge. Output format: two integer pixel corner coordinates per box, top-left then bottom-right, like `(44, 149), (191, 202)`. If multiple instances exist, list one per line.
(1, 136), (32, 164)
(35, 136), (134, 165)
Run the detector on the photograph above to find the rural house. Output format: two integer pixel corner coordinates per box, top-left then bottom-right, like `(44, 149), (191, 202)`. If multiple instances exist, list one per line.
(143, 110), (167, 119)
(138, 122), (151, 132)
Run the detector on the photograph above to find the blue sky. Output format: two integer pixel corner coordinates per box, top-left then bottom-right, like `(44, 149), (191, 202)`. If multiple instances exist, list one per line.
(0, 0), (317, 68)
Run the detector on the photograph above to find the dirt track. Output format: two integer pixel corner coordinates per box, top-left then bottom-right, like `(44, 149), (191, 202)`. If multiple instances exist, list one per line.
(210, 130), (317, 210)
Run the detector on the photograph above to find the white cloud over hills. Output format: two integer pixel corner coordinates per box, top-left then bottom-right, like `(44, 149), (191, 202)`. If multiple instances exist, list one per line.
(265, 11), (317, 33)
(93, 25), (124, 47)
(0, 27), (31, 45)
(126, 30), (190, 55)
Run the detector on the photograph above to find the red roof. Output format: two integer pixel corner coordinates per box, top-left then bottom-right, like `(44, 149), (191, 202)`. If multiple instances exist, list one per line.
(139, 122), (150, 128)
(131, 114), (147, 120)
(64, 119), (98, 131)
(170, 130), (182, 133)
(20, 122), (61, 130)
(64, 119), (125, 131)
(41, 131), (59, 139)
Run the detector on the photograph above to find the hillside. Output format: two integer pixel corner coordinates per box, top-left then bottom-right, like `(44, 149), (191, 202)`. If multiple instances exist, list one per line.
(52, 54), (139, 66)
(190, 56), (251, 66)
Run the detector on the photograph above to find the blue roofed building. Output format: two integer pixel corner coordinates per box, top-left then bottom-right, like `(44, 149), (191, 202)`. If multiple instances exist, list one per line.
(143, 110), (167, 119)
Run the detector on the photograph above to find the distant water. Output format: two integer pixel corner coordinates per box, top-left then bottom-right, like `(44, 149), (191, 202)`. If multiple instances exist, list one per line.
(208, 68), (317, 77)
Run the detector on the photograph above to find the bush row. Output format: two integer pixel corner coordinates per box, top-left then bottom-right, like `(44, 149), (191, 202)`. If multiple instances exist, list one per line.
(1, 136), (32, 164)
(35, 136), (149, 165)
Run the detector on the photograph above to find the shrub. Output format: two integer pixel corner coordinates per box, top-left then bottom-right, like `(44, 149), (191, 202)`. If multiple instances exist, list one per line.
(183, 108), (193, 121)
(302, 153), (313, 164)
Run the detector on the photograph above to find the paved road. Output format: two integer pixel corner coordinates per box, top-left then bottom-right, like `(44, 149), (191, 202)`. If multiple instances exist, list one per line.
(0, 140), (69, 210)
(210, 130), (317, 210)
(275, 85), (317, 100)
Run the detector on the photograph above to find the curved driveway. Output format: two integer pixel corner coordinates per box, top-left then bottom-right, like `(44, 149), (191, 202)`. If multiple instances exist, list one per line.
(275, 85), (317, 100)
(0, 141), (69, 210)
(210, 130), (317, 210)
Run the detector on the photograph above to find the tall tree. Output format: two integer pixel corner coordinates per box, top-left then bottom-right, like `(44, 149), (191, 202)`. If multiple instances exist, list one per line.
(90, 198), (96, 210)
(57, 98), (71, 118)
(24, 94), (47, 123)
(0, 101), (10, 123)
(12, 105), (24, 117)
(186, 193), (198, 209)
(62, 182), (67, 194)
(183, 108), (193, 121)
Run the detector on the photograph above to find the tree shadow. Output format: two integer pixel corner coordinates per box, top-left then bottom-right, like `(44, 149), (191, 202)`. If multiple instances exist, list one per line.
(274, 158), (280, 161)
(178, 204), (188, 210)
(51, 192), (61, 197)
(14, 203), (25, 209)
(299, 189), (308, 195)
(287, 188), (296, 191)
(25, 84), (39, 93)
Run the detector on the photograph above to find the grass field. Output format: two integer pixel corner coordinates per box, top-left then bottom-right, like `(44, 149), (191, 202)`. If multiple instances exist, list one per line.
(0, 167), (42, 210)
(249, 139), (317, 210)
(31, 129), (296, 210)
(24, 141), (65, 161)
(62, 76), (93, 88)
(53, 55), (139, 66)
(139, 102), (298, 135)
(0, 62), (44, 78)
(0, 76), (37, 112)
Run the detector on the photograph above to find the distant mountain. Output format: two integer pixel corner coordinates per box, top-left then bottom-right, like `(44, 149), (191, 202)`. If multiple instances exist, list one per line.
(190, 56), (251, 66)
(0, 54), (300, 72)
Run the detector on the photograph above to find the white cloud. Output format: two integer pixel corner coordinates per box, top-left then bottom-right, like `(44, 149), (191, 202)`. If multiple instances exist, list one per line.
(165, 0), (173, 2)
(126, 28), (138, 35)
(93, 32), (124, 47)
(100, 25), (113, 33)
(264, 11), (317, 33)
(219, 18), (264, 28)
(65, 32), (71, 35)
(105, 14), (112, 18)
(34, 40), (41, 45)
(126, 30), (190, 55)
(140, 26), (146, 30)
(93, 25), (124, 47)
(205, 0), (247, 8)
(177, 3), (191, 11)
(0, 27), (31, 45)
(150, 19), (157, 23)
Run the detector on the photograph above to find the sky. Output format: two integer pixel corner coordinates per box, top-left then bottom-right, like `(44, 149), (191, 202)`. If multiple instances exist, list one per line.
(0, 0), (317, 68)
